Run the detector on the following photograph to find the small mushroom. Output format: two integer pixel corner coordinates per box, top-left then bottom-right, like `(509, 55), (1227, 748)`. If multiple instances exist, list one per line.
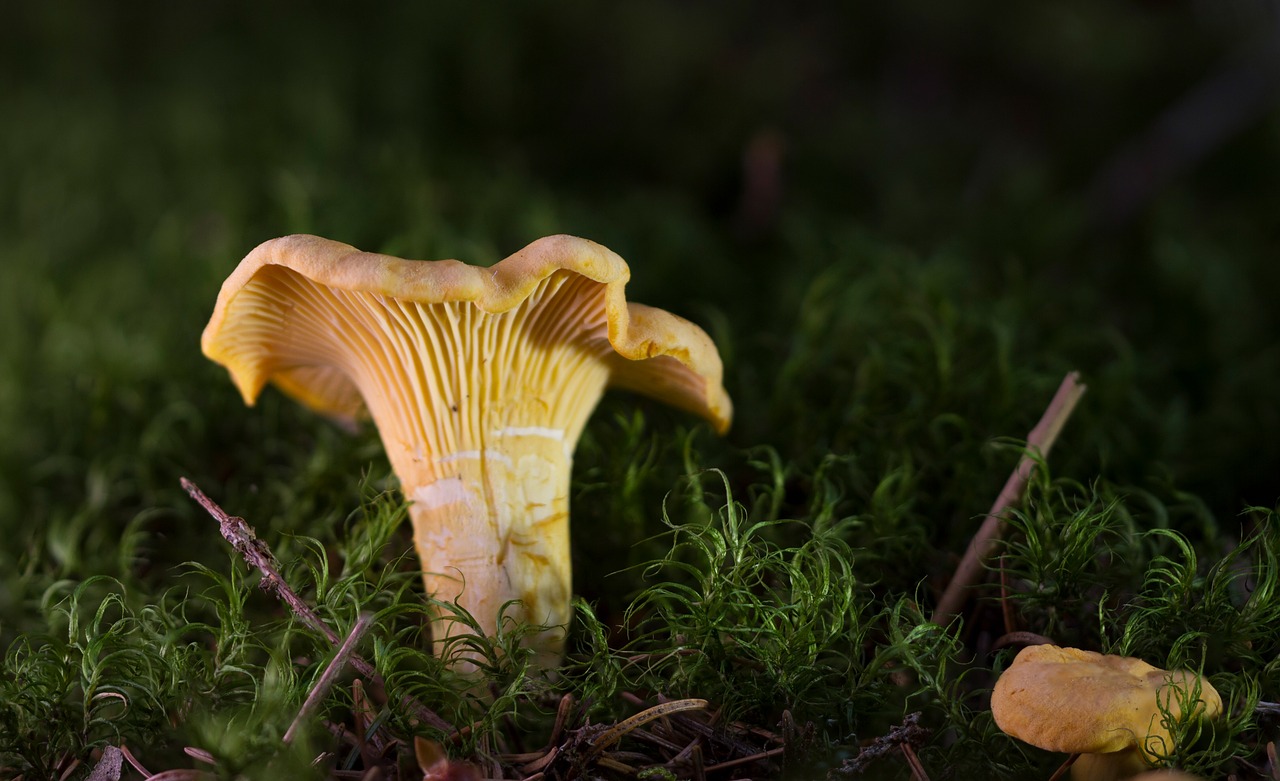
(202, 234), (732, 666)
(992, 645), (1222, 781)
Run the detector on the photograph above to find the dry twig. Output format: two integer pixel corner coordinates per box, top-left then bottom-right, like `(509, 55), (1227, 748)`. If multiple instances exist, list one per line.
(180, 477), (453, 732)
(829, 712), (930, 778)
(932, 372), (1087, 625)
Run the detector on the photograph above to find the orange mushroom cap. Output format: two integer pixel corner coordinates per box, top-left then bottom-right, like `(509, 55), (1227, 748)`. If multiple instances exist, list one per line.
(992, 645), (1222, 780)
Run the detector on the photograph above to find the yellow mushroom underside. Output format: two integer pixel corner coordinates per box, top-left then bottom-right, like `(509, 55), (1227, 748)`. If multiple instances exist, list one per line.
(215, 267), (625, 660)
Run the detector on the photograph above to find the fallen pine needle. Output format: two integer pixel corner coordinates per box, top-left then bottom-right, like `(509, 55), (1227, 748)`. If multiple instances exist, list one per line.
(587, 699), (709, 758)
(118, 745), (151, 778)
(702, 745), (786, 773)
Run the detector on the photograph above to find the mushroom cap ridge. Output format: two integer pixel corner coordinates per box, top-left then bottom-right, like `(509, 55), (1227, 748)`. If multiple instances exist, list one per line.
(202, 233), (733, 434)
(991, 645), (1223, 758)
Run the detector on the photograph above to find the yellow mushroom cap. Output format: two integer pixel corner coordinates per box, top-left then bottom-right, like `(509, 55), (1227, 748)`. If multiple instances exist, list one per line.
(202, 233), (732, 433)
(200, 233), (732, 666)
(992, 645), (1222, 762)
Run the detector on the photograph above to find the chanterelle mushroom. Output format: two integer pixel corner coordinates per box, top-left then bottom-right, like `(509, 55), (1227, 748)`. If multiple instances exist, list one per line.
(202, 234), (732, 667)
(992, 645), (1222, 781)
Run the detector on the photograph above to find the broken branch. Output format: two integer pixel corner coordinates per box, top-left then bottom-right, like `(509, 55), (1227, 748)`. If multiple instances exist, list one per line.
(180, 477), (453, 733)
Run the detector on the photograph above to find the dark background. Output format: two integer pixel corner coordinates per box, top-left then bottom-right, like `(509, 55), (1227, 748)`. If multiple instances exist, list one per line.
(2, 1), (1279, 579)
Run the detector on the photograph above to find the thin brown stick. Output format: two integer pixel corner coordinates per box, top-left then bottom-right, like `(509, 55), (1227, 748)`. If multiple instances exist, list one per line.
(180, 477), (453, 732)
(702, 746), (786, 773)
(1045, 752), (1079, 781)
(690, 743), (706, 781)
(181, 478), (340, 643)
(900, 743), (931, 781)
(991, 631), (1056, 651)
(520, 746), (559, 774)
(351, 679), (380, 770)
(998, 555), (1018, 635)
(118, 745), (151, 777)
(57, 759), (81, 781)
(932, 372), (1087, 626)
(665, 732), (704, 765)
(595, 755), (638, 774)
(549, 693), (574, 747)
(284, 613), (373, 744)
(182, 747), (216, 766)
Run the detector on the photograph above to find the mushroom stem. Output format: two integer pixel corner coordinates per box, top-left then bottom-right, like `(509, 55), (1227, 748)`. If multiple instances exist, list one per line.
(1069, 747), (1147, 781)
(406, 432), (577, 666)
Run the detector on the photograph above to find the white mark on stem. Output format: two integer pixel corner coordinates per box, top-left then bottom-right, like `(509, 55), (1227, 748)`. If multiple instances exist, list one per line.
(412, 476), (469, 510)
(490, 426), (565, 441)
(434, 449), (514, 467)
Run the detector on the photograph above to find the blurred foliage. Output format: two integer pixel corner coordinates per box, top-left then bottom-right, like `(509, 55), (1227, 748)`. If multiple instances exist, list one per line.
(1, 1), (1278, 778)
